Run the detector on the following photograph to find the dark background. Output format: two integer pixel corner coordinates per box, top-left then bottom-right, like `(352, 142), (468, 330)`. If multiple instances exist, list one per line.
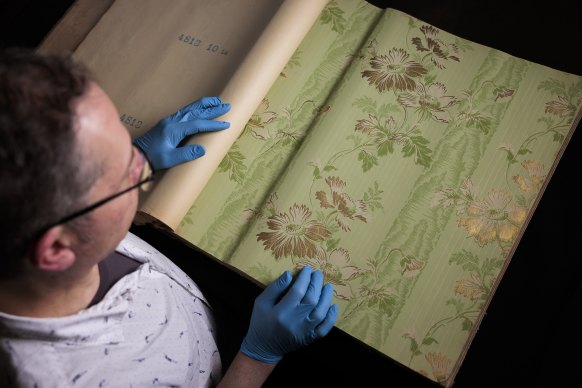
(1, 1), (580, 387)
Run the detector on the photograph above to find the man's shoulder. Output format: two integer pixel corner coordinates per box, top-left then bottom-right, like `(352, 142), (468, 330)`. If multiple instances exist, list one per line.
(116, 232), (209, 303)
(115, 231), (160, 263)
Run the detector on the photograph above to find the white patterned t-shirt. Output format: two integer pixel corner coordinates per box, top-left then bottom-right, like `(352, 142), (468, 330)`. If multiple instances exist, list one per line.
(0, 232), (222, 387)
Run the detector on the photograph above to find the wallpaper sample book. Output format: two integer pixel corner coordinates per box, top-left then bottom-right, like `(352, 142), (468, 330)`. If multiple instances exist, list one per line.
(64, 0), (582, 385)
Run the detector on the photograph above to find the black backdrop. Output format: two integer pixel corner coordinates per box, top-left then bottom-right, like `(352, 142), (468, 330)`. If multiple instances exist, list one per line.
(1, 1), (581, 387)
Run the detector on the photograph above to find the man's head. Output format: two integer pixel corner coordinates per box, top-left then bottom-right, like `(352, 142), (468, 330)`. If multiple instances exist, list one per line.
(0, 48), (141, 279)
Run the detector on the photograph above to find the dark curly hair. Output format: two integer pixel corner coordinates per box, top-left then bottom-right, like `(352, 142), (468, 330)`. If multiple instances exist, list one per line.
(0, 48), (99, 277)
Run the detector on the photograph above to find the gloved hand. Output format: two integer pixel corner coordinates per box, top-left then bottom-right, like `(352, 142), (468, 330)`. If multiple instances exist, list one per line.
(240, 266), (338, 364)
(133, 96), (230, 171)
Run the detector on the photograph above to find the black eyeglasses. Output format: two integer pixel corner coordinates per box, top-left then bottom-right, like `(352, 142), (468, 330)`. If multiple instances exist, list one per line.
(37, 148), (154, 234)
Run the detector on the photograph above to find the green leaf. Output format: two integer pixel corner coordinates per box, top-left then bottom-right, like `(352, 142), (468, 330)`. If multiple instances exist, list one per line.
(481, 257), (504, 279)
(326, 238), (340, 251)
(515, 194), (527, 207)
(364, 181), (384, 211)
(567, 80), (582, 100)
(424, 74), (437, 85)
(407, 17), (416, 28)
(377, 139), (394, 156)
(312, 166), (321, 179)
(449, 249), (480, 272)
(409, 339), (419, 354)
(319, 2), (346, 34)
(500, 148), (515, 163)
(462, 317), (473, 331)
(378, 103), (401, 116)
(538, 78), (566, 96)
(378, 295), (395, 313)
(358, 150), (378, 172)
(353, 96), (378, 114)
(475, 117), (491, 134)
(422, 337), (438, 346)
(538, 116), (554, 126)
(401, 135), (432, 167)
(465, 115), (491, 134)
(218, 146), (247, 184)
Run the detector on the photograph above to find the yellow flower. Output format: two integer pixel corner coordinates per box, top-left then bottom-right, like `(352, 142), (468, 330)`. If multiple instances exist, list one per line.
(425, 352), (451, 383)
(361, 48), (427, 92)
(458, 190), (527, 246)
(513, 160), (546, 193)
(257, 204), (330, 259)
(454, 273), (486, 300)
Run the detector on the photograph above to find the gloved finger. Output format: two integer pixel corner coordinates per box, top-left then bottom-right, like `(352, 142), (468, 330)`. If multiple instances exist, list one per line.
(181, 144), (206, 160)
(309, 282), (334, 322)
(180, 103), (231, 121)
(163, 120), (228, 147)
(314, 303), (338, 338)
(179, 96), (223, 113)
(169, 96), (224, 121)
(278, 266), (313, 308)
(158, 145), (206, 167)
(170, 120), (230, 143)
(256, 270), (293, 305)
(300, 269), (323, 306)
(194, 96), (224, 108)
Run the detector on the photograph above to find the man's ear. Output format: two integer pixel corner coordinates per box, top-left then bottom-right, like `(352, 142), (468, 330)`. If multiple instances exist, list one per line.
(31, 226), (77, 272)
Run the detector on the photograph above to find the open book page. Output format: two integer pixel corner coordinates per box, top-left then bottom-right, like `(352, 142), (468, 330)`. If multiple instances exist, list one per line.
(63, 0), (581, 385)
(179, 3), (582, 386)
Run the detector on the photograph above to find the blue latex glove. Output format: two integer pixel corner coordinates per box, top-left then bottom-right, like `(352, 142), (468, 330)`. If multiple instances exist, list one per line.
(133, 96), (230, 170)
(240, 266), (339, 364)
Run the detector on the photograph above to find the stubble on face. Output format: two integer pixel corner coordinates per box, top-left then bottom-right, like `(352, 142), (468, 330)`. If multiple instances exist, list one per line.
(70, 82), (139, 267)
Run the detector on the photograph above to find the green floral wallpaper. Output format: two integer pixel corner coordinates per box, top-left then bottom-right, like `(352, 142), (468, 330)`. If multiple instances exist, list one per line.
(178, 0), (582, 385)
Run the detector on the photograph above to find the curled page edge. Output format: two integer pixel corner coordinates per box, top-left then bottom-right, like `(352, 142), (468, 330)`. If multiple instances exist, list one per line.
(139, 0), (330, 230)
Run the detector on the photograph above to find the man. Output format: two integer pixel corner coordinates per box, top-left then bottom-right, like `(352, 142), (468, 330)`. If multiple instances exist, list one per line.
(0, 47), (338, 387)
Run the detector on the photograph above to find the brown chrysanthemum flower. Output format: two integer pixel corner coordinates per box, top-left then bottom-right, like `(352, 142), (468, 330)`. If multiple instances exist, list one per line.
(256, 204), (330, 259)
(545, 95), (575, 117)
(397, 82), (458, 122)
(361, 48), (427, 92)
(315, 176), (368, 232)
(412, 25), (461, 69)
